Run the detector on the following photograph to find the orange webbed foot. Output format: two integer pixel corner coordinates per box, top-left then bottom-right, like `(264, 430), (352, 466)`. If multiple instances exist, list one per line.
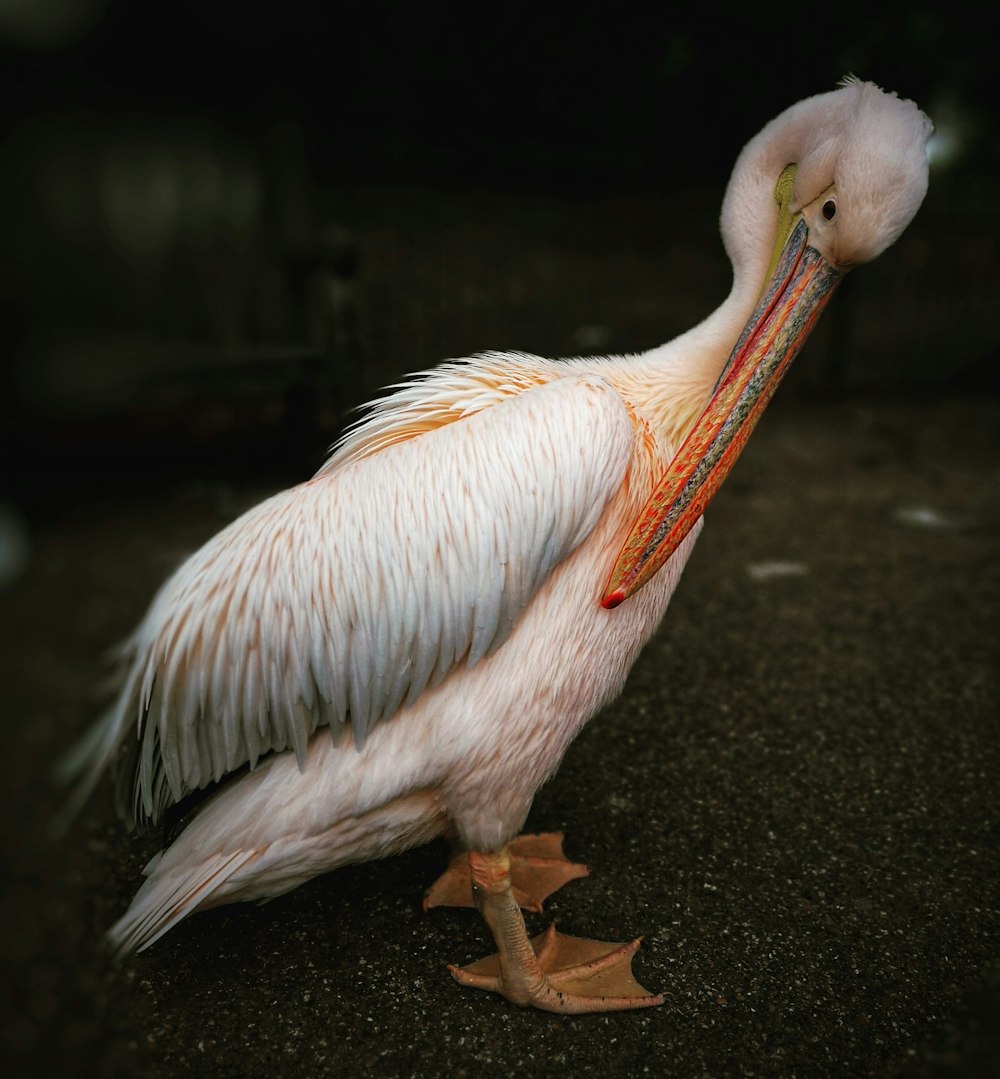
(450, 923), (664, 1014)
(438, 844), (661, 1013)
(423, 832), (588, 913)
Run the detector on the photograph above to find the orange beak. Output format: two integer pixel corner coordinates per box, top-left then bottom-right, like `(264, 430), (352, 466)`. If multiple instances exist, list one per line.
(602, 216), (843, 609)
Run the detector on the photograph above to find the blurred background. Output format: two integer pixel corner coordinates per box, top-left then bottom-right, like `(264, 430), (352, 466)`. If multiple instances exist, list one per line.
(0, 0), (996, 533)
(1, 5), (998, 1076)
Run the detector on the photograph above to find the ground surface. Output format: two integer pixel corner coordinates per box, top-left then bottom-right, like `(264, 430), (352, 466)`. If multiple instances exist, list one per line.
(2, 393), (998, 1078)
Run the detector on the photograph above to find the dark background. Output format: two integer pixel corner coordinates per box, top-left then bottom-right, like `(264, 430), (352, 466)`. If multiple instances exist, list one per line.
(1, 3), (998, 1077)
(0, 0), (996, 508)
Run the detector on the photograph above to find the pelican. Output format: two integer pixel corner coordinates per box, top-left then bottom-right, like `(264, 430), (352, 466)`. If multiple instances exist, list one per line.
(64, 79), (931, 1013)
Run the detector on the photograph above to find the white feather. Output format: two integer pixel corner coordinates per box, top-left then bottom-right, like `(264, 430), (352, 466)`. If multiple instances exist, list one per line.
(69, 373), (634, 826)
(64, 81), (933, 959)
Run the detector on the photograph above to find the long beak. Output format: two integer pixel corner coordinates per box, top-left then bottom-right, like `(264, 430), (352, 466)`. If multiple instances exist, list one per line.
(601, 214), (843, 609)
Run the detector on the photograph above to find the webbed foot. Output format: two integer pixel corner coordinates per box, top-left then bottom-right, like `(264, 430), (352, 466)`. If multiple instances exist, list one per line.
(451, 923), (663, 1013)
(424, 832), (588, 913)
(446, 847), (663, 1014)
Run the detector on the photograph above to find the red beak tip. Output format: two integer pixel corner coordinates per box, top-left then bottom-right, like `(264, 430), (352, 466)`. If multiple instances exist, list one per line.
(601, 590), (626, 610)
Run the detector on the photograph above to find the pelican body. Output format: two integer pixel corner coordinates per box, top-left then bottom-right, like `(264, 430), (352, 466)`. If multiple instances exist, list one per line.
(67, 80), (931, 1012)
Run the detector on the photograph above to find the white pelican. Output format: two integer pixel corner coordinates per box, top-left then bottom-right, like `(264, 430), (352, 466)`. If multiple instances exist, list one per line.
(64, 79), (931, 1013)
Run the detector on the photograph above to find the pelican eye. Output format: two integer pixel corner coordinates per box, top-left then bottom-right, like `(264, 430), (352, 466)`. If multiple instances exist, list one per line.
(822, 199), (837, 221)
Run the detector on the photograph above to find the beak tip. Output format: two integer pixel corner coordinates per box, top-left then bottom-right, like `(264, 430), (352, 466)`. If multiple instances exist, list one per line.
(601, 589), (626, 610)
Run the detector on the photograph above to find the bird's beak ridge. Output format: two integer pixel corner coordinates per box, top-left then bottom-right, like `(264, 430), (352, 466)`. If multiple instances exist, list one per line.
(601, 212), (842, 609)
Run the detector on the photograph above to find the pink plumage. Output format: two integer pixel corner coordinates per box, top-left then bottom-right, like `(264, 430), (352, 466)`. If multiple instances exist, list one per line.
(66, 80), (931, 1012)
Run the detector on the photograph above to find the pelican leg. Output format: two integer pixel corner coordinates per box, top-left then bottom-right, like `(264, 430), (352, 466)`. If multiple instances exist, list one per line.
(449, 848), (664, 1014)
(423, 832), (588, 913)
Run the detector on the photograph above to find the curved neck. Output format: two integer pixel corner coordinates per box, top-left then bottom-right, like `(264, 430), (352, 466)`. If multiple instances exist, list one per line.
(627, 95), (837, 449)
(630, 285), (755, 450)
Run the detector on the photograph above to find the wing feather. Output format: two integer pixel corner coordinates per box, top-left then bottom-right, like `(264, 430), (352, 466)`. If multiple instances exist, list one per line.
(71, 372), (634, 826)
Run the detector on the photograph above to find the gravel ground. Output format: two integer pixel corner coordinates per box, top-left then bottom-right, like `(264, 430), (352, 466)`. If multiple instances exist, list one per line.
(2, 392), (998, 1078)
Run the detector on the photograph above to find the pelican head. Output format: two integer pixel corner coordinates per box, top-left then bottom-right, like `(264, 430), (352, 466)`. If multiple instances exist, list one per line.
(603, 79), (932, 606)
(725, 75), (933, 274)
